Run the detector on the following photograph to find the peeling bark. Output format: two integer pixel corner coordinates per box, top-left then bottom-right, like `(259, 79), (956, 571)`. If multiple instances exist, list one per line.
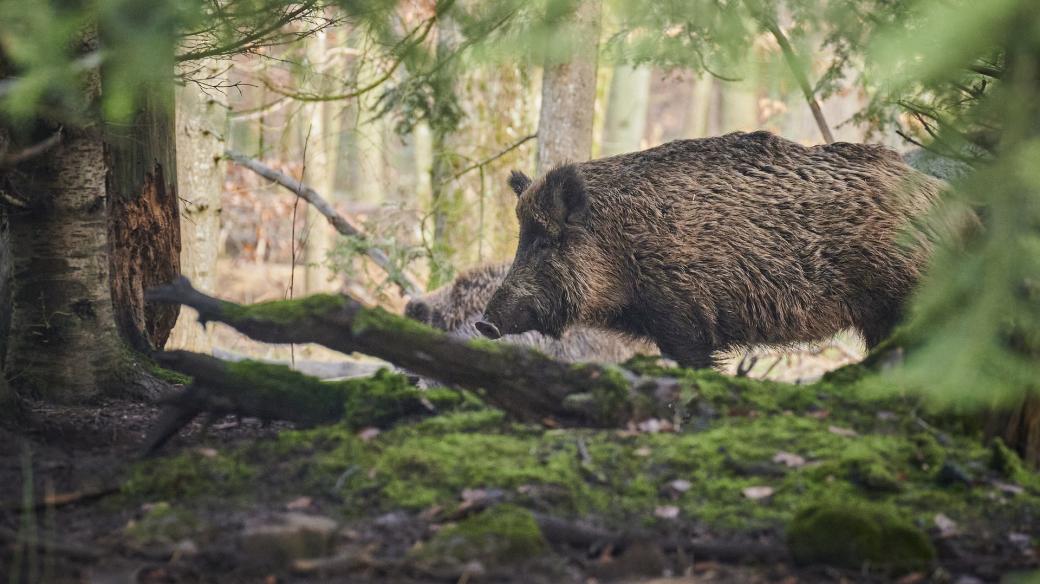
(105, 77), (181, 352)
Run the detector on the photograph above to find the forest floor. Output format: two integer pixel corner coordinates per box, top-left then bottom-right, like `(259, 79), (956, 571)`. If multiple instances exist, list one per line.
(1, 362), (1039, 584)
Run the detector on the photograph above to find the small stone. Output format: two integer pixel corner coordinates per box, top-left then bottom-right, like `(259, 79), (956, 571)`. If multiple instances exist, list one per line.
(828, 425), (858, 437)
(239, 513), (339, 570)
(634, 447), (653, 457)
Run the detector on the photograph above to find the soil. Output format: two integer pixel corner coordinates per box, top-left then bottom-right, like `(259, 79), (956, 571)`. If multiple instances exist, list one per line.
(1, 391), (1037, 584)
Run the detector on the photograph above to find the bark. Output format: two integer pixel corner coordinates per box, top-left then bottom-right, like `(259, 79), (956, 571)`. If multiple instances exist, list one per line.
(600, 65), (651, 156)
(146, 277), (684, 427)
(428, 16), (461, 289)
(4, 56), (125, 400)
(302, 27), (335, 295)
(166, 59), (227, 353)
(536, 0), (602, 174)
(104, 73), (181, 351)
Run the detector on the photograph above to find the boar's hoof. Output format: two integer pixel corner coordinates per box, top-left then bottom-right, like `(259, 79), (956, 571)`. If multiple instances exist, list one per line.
(475, 320), (502, 339)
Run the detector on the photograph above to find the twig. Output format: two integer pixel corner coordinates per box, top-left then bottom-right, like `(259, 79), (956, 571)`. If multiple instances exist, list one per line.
(758, 16), (834, 144)
(0, 128), (63, 168)
(448, 134), (537, 183)
(225, 150), (423, 297)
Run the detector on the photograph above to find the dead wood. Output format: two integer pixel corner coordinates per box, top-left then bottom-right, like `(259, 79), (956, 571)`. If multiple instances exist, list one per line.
(225, 150), (423, 297)
(146, 277), (684, 428)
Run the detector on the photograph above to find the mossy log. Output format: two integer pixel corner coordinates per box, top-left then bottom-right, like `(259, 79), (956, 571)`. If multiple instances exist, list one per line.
(146, 277), (683, 427)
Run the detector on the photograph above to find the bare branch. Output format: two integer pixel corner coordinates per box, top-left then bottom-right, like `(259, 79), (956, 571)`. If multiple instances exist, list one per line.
(757, 16), (834, 144)
(448, 134), (537, 183)
(225, 150), (424, 297)
(0, 127), (62, 168)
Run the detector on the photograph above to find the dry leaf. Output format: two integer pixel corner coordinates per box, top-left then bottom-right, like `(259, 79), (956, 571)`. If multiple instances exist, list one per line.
(828, 425), (858, 437)
(357, 427), (381, 442)
(772, 451), (806, 468)
(654, 505), (680, 519)
(668, 479), (692, 493)
(934, 513), (958, 537)
(742, 486), (775, 500)
(634, 447), (653, 457)
(286, 496), (313, 511)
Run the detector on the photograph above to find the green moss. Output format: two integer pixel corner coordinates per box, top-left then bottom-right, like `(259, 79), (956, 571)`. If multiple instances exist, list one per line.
(339, 369), (462, 428)
(840, 444), (903, 492)
(124, 502), (202, 546)
(123, 450), (256, 499)
(147, 363), (193, 385)
(413, 504), (546, 564)
(352, 305), (436, 337)
(787, 502), (935, 574)
(222, 294), (348, 325)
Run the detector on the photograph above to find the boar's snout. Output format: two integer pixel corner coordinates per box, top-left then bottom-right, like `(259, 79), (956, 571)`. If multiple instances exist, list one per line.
(474, 320), (501, 339)
(480, 285), (541, 339)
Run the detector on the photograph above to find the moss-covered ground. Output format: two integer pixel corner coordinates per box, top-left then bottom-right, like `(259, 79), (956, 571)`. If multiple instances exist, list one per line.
(98, 359), (1040, 581)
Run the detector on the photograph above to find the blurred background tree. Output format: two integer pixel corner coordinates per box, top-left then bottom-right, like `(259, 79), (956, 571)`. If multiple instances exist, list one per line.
(0, 0), (1037, 460)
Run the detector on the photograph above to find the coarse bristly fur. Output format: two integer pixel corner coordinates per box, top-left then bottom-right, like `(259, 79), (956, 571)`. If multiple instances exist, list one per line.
(481, 131), (949, 369)
(405, 264), (656, 363)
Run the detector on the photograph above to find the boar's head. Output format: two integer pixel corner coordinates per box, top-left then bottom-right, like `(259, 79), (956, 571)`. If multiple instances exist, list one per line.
(477, 165), (624, 340)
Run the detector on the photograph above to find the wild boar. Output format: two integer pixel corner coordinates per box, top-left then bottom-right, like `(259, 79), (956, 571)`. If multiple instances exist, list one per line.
(405, 263), (656, 363)
(477, 131), (946, 368)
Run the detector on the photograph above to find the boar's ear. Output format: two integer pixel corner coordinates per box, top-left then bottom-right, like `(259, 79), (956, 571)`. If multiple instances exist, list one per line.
(507, 170), (532, 197)
(545, 164), (589, 227)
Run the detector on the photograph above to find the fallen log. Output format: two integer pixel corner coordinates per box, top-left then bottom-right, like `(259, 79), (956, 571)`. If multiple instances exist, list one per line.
(146, 277), (683, 427)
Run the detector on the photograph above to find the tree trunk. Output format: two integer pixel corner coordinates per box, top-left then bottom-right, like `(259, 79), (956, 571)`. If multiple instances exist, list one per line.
(302, 28), (336, 296)
(4, 31), (179, 403)
(536, 0), (602, 174)
(0, 211), (12, 408)
(166, 60), (228, 353)
(5, 52), (125, 400)
(600, 64), (650, 156)
(427, 17), (462, 289)
(104, 76), (181, 352)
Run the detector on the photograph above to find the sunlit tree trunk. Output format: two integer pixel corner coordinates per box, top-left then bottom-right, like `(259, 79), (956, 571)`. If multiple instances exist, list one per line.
(302, 27), (336, 295)
(428, 16), (461, 288)
(166, 59), (228, 352)
(536, 0), (602, 173)
(600, 64), (650, 156)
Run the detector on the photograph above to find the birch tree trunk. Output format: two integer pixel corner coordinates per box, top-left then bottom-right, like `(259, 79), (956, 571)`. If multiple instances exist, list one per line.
(427, 17), (461, 289)
(4, 30), (180, 403)
(600, 64), (650, 156)
(535, 0), (602, 174)
(5, 35), (125, 401)
(166, 60), (228, 352)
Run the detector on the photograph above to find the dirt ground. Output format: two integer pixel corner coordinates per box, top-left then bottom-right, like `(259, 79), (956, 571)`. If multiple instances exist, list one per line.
(2, 382), (1038, 584)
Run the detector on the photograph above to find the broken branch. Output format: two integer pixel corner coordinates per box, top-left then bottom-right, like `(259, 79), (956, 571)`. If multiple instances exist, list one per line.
(225, 150), (423, 297)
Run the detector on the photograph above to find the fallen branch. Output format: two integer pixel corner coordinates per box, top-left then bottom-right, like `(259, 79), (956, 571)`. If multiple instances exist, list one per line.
(146, 277), (684, 427)
(225, 150), (423, 297)
(141, 352), (459, 454)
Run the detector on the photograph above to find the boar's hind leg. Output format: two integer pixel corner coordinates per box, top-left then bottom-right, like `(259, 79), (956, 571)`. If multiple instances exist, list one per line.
(859, 310), (903, 350)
